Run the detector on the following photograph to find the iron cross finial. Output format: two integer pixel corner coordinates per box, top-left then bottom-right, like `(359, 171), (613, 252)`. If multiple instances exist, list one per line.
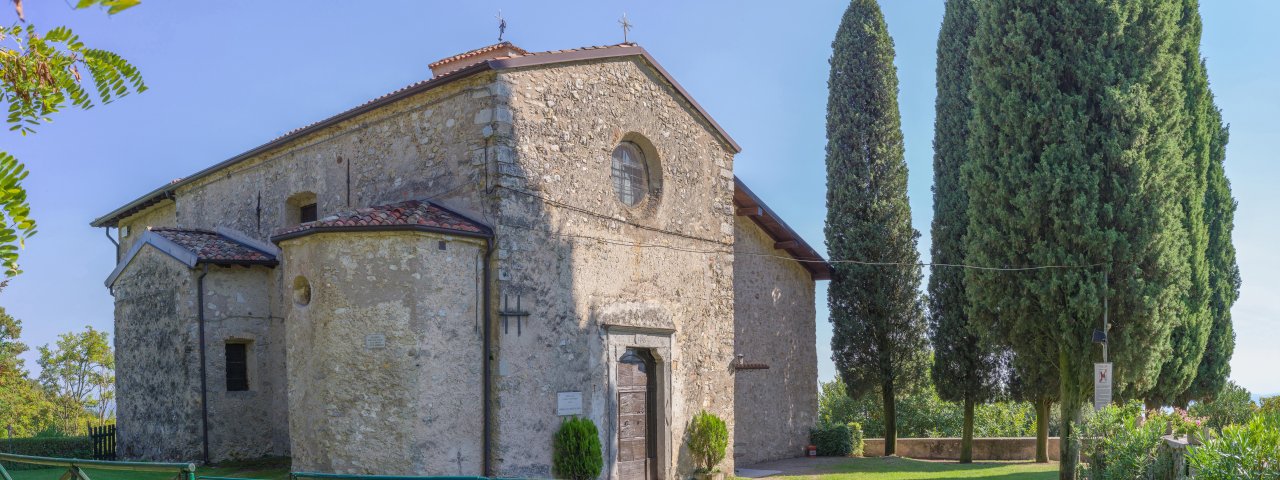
(497, 10), (507, 42)
(619, 13), (633, 44)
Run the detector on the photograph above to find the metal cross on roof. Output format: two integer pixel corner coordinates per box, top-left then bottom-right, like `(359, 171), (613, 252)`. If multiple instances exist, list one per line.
(497, 10), (507, 42)
(619, 13), (633, 43)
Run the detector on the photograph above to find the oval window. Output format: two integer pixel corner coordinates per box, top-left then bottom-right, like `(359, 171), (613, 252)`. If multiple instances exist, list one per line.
(611, 142), (648, 206)
(292, 276), (312, 306)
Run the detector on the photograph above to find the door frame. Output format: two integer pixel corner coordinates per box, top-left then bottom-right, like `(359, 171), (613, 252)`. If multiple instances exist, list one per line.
(603, 326), (672, 480)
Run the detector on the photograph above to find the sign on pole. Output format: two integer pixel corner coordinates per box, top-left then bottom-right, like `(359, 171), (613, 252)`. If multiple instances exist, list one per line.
(1094, 363), (1113, 410)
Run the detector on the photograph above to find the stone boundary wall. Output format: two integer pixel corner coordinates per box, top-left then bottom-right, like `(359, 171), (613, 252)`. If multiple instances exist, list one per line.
(862, 437), (1062, 461)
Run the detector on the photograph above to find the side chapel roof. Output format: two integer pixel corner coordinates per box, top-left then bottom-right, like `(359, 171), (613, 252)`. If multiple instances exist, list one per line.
(270, 199), (491, 244)
(105, 227), (279, 287)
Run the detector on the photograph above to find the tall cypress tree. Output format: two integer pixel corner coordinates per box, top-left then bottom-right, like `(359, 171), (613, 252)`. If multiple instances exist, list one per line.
(1148, 0), (1214, 408)
(965, 1), (1189, 477)
(1181, 103), (1239, 404)
(927, 0), (1000, 464)
(825, 0), (927, 457)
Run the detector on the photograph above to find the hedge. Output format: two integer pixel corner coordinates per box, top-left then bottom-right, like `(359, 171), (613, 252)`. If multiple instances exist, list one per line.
(811, 422), (863, 457)
(0, 436), (93, 470)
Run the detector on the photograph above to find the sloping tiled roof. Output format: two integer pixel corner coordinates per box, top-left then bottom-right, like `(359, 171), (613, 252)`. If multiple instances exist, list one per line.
(428, 41), (529, 69)
(92, 42), (740, 228)
(150, 228), (278, 264)
(271, 199), (491, 243)
(104, 227), (278, 287)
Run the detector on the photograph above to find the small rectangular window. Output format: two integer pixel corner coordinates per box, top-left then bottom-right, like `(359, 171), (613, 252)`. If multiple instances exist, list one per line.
(225, 343), (249, 392)
(300, 203), (318, 223)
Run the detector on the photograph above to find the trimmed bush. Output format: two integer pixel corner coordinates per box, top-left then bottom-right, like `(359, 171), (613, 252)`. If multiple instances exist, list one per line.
(552, 416), (602, 480)
(0, 436), (93, 470)
(688, 411), (728, 473)
(848, 422), (865, 457)
(810, 422), (854, 457)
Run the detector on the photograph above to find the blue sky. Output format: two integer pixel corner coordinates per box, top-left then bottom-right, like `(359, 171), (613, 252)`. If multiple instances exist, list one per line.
(4, 1), (1277, 397)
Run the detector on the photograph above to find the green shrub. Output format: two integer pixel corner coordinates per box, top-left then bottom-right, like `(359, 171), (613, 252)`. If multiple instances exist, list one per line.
(809, 422), (854, 457)
(552, 416), (602, 480)
(819, 377), (1058, 439)
(688, 411), (728, 473)
(0, 436), (93, 470)
(1188, 411), (1280, 479)
(848, 422), (865, 457)
(1190, 380), (1257, 430)
(1076, 401), (1165, 480)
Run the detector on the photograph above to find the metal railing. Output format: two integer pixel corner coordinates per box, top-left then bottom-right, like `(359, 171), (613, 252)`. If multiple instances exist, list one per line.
(0, 452), (197, 480)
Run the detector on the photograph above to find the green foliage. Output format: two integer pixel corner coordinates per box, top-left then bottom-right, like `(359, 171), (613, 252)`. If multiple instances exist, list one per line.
(0, 3), (145, 278)
(818, 377), (1058, 440)
(1188, 411), (1280, 479)
(0, 308), (58, 437)
(849, 421), (865, 457)
(1260, 396), (1280, 416)
(37, 326), (115, 432)
(687, 411), (728, 472)
(1182, 102), (1239, 404)
(825, 0), (927, 453)
(0, 436), (93, 470)
(1077, 401), (1166, 479)
(1189, 380), (1256, 431)
(928, 0), (1003, 409)
(551, 416), (602, 480)
(810, 422), (856, 457)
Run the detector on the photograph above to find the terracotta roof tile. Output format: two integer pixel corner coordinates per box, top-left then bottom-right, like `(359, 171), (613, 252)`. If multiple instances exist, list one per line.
(149, 228), (278, 264)
(272, 199), (490, 242)
(428, 41), (529, 68)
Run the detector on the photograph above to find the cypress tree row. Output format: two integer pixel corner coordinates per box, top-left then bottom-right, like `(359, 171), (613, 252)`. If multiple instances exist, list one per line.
(965, 1), (1191, 477)
(825, 0), (927, 457)
(927, 0), (1001, 464)
(1148, 0), (1215, 408)
(1181, 103), (1239, 405)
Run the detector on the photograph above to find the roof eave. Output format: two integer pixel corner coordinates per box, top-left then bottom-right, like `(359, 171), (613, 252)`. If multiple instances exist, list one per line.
(733, 176), (831, 281)
(270, 224), (494, 245)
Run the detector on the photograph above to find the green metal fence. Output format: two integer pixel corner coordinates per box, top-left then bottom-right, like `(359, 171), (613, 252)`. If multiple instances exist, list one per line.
(0, 452), (197, 480)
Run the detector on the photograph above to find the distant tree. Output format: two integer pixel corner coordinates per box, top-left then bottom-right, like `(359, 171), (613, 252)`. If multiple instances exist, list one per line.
(0, 0), (145, 277)
(38, 326), (115, 430)
(965, 1), (1192, 477)
(825, 0), (928, 456)
(927, 0), (1002, 464)
(1181, 104), (1240, 405)
(1007, 350), (1059, 463)
(1188, 380), (1255, 431)
(0, 307), (57, 436)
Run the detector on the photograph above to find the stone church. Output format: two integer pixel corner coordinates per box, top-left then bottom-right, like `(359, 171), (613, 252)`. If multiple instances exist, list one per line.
(93, 42), (828, 479)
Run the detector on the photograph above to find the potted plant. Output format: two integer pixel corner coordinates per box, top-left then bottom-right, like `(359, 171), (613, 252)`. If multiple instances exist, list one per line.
(688, 410), (728, 480)
(553, 416), (603, 480)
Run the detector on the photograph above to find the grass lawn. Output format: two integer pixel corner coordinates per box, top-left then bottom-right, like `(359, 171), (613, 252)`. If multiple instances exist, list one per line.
(3, 458), (291, 480)
(762, 456), (1058, 480)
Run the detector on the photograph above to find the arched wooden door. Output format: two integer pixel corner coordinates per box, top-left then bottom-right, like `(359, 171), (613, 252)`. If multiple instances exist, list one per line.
(617, 348), (655, 480)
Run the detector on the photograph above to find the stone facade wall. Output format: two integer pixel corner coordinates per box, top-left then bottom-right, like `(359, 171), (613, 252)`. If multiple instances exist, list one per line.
(201, 266), (289, 461)
(492, 57), (738, 479)
(278, 231), (486, 475)
(118, 202), (177, 254)
(112, 247), (201, 461)
(731, 217), (818, 465)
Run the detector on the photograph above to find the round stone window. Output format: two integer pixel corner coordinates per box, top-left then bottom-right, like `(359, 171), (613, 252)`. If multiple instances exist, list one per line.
(292, 276), (312, 306)
(611, 142), (648, 206)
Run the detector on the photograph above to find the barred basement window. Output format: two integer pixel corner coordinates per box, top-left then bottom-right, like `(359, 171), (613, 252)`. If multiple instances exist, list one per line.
(300, 203), (318, 223)
(225, 343), (249, 392)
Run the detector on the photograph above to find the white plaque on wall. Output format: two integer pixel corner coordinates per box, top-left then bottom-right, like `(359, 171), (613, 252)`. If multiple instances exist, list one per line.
(557, 391), (584, 416)
(365, 334), (387, 350)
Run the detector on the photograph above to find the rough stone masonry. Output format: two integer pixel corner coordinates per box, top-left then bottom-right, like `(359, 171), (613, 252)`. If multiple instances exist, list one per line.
(95, 41), (829, 480)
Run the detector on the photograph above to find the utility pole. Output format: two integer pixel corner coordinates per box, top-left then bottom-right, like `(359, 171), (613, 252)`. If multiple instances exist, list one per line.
(1102, 269), (1108, 363)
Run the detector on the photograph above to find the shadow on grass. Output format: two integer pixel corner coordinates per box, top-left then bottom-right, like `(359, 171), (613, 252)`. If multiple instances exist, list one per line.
(793, 456), (1058, 480)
